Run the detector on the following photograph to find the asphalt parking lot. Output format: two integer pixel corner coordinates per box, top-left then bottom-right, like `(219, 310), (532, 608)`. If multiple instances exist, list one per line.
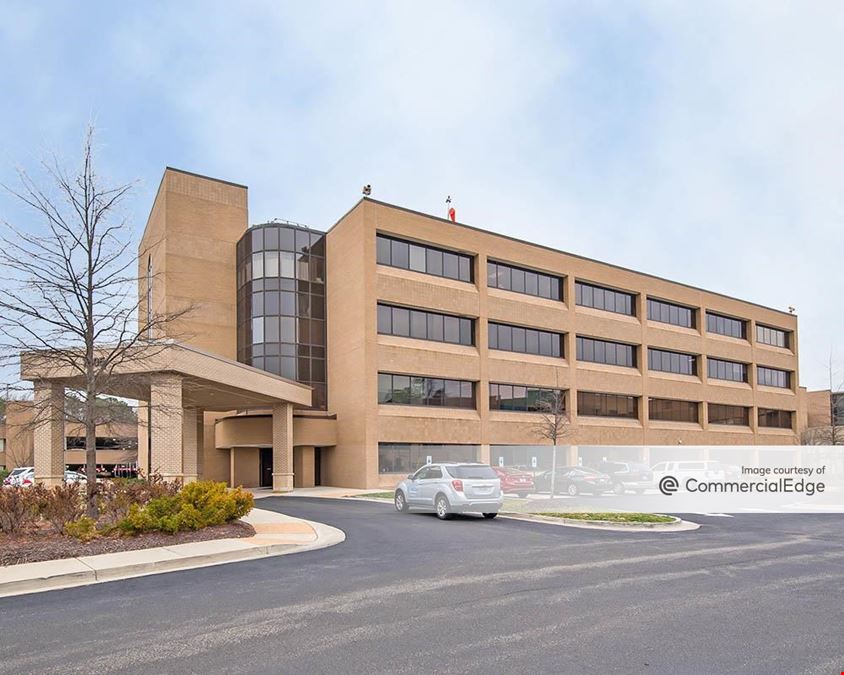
(0, 498), (842, 674)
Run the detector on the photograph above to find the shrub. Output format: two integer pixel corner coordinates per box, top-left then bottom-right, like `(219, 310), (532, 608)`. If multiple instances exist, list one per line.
(116, 481), (253, 535)
(65, 516), (98, 541)
(36, 483), (85, 535)
(179, 481), (253, 527)
(98, 473), (180, 525)
(0, 486), (40, 534)
(0, 468), (9, 483)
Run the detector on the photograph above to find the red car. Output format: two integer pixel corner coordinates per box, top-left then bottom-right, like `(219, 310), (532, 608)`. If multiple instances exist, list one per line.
(491, 466), (535, 498)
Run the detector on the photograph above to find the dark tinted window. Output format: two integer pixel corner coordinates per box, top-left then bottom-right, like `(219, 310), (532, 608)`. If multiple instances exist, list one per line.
(577, 391), (638, 419)
(647, 298), (695, 328)
(648, 398), (699, 423)
(489, 322), (562, 357)
(648, 348), (697, 375)
(489, 384), (564, 413)
(575, 281), (635, 316)
(378, 373), (475, 409)
(756, 324), (789, 348)
(576, 336), (636, 367)
(487, 261), (563, 301)
(757, 366), (790, 388)
(237, 224), (327, 409)
(758, 408), (793, 429)
(706, 312), (746, 339)
(379, 305), (474, 345)
(376, 234), (472, 282)
(708, 404), (750, 426)
(707, 358), (748, 383)
(378, 444), (479, 474)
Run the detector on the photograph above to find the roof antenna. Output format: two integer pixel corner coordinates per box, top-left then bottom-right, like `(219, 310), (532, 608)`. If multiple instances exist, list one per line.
(446, 195), (456, 222)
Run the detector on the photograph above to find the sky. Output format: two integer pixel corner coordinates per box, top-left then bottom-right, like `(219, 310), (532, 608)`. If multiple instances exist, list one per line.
(0, 0), (841, 390)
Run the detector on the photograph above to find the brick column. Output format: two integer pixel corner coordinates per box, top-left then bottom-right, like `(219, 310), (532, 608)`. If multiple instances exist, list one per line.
(150, 373), (184, 481)
(33, 380), (65, 486)
(137, 402), (150, 477)
(182, 406), (203, 483)
(272, 402), (294, 492)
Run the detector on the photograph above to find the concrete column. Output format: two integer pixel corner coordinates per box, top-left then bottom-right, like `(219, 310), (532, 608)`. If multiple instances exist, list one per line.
(33, 381), (65, 486)
(272, 402), (294, 492)
(150, 373), (183, 481)
(182, 406), (203, 483)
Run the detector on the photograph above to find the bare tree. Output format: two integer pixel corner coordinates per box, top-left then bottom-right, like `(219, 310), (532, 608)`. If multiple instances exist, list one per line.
(0, 127), (189, 516)
(533, 390), (571, 497)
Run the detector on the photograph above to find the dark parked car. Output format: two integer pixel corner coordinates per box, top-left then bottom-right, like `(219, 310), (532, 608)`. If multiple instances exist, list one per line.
(534, 466), (613, 496)
(595, 461), (653, 495)
(491, 466), (535, 498)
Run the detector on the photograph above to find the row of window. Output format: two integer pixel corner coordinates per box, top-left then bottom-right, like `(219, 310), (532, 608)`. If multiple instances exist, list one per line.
(487, 260), (562, 300)
(377, 307), (791, 386)
(376, 376), (794, 428)
(648, 347), (697, 375)
(576, 336), (636, 368)
(378, 443), (479, 474)
(488, 384), (563, 412)
(575, 281), (635, 316)
(377, 304), (473, 346)
(376, 234), (473, 282)
(647, 298), (695, 328)
(378, 373), (475, 409)
(250, 316), (325, 347)
(376, 233), (793, 345)
(488, 322), (563, 357)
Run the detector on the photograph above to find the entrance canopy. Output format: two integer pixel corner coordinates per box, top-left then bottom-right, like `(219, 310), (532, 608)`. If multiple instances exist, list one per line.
(20, 342), (310, 491)
(20, 342), (312, 412)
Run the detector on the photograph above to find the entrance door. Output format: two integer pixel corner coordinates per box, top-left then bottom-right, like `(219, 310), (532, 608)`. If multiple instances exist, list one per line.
(314, 448), (322, 486)
(259, 448), (273, 488)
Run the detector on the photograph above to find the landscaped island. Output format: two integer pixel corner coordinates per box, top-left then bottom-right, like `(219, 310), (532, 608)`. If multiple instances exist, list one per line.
(0, 478), (254, 566)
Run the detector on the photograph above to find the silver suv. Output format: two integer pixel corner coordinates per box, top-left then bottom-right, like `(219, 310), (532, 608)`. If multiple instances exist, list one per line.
(394, 463), (503, 520)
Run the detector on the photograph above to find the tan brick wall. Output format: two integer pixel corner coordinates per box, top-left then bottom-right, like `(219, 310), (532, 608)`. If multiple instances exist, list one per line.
(149, 373), (183, 479)
(327, 199), (802, 487)
(272, 402), (293, 491)
(32, 381), (65, 485)
(138, 169), (248, 360)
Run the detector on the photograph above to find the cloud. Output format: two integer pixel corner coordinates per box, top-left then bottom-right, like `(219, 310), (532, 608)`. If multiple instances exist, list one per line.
(0, 0), (841, 387)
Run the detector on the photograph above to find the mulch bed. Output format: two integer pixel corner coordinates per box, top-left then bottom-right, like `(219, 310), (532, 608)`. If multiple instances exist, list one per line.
(0, 521), (256, 567)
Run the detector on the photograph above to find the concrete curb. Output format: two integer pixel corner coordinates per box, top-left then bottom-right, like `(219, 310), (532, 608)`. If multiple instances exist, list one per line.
(0, 509), (345, 598)
(500, 512), (700, 532)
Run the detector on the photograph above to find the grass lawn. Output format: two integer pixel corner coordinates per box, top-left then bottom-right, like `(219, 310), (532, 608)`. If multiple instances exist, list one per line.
(353, 492), (395, 500)
(535, 512), (675, 523)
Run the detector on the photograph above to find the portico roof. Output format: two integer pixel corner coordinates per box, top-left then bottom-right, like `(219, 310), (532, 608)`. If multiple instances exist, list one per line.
(20, 342), (312, 412)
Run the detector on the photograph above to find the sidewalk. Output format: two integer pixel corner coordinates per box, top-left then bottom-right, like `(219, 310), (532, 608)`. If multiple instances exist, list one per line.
(0, 508), (345, 598)
(248, 486), (380, 499)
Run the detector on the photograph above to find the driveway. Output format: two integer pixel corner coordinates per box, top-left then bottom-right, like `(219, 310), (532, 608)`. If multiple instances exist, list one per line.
(0, 498), (841, 674)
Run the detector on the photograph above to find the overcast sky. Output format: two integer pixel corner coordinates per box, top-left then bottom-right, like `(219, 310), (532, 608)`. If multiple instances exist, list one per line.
(0, 1), (841, 390)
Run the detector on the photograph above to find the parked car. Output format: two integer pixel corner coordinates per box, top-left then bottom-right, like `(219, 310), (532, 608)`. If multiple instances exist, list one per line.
(63, 470), (88, 484)
(650, 460), (727, 484)
(395, 463), (503, 520)
(3, 466), (35, 487)
(491, 466), (535, 497)
(534, 466), (613, 496)
(595, 461), (653, 495)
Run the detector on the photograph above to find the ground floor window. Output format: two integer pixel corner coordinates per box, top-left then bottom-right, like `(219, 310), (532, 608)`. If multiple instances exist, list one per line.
(378, 443), (479, 474)
(757, 408), (793, 429)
